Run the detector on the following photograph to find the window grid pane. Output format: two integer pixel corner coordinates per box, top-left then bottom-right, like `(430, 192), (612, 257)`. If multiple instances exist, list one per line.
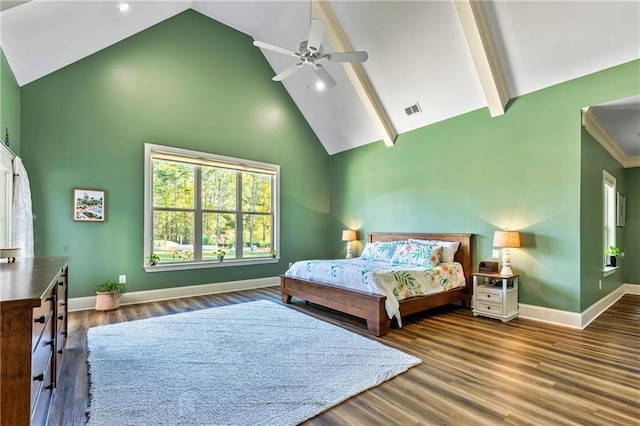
(152, 159), (195, 209)
(153, 211), (195, 263)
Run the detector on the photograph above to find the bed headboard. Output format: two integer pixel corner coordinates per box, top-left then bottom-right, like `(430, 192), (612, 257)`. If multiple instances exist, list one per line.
(367, 233), (474, 287)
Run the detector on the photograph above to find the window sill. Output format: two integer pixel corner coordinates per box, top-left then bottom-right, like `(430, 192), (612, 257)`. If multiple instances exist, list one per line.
(144, 257), (280, 272)
(602, 266), (618, 277)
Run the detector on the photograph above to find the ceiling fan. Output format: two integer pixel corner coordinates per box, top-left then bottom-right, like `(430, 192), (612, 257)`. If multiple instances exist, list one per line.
(253, 18), (368, 89)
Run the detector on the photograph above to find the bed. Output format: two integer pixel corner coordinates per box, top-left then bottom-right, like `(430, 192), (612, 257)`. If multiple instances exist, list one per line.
(280, 233), (474, 336)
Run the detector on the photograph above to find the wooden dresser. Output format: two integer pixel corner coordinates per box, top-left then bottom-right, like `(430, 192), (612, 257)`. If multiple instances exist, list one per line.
(0, 257), (70, 426)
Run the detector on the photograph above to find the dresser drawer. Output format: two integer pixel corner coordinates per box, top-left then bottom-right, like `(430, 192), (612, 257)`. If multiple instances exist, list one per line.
(55, 328), (67, 381)
(56, 279), (67, 302)
(30, 356), (53, 426)
(32, 295), (54, 353)
(475, 301), (503, 316)
(31, 317), (54, 406)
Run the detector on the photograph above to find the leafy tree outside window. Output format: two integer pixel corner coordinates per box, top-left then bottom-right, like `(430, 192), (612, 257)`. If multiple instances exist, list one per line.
(144, 144), (279, 269)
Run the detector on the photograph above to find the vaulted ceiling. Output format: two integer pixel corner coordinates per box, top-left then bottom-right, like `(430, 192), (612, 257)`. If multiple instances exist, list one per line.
(1, 0), (638, 160)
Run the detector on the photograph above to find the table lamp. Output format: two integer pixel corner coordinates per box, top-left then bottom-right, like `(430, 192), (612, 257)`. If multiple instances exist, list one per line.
(493, 230), (521, 275)
(342, 230), (357, 259)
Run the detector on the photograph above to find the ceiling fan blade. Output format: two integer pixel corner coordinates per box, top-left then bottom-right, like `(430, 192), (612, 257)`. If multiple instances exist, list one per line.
(307, 19), (326, 52)
(313, 65), (336, 88)
(325, 51), (369, 63)
(273, 64), (303, 81)
(253, 40), (298, 58)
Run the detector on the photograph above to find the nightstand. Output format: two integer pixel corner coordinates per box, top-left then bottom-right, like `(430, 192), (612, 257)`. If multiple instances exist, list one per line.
(472, 272), (519, 322)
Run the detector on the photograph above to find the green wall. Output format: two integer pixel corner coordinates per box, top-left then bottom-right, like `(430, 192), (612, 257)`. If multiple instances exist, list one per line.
(624, 167), (640, 284)
(579, 129), (626, 309)
(20, 10), (330, 298)
(329, 60), (640, 313)
(13, 8), (640, 311)
(1, 48), (20, 155)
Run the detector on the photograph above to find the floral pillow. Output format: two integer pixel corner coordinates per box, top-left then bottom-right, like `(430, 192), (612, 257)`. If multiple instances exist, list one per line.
(360, 241), (404, 262)
(390, 243), (441, 268)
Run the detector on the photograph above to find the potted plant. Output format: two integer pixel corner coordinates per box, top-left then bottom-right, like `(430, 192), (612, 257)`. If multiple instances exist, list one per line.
(605, 246), (624, 267)
(95, 280), (126, 311)
(216, 249), (226, 261)
(271, 249), (277, 258)
(148, 253), (160, 266)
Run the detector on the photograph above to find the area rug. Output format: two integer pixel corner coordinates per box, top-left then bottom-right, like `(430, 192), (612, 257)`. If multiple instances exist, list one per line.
(87, 300), (421, 425)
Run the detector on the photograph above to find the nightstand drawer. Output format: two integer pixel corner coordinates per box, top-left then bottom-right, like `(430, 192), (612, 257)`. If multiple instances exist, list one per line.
(476, 301), (502, 315)
(476, 288), (503, 304)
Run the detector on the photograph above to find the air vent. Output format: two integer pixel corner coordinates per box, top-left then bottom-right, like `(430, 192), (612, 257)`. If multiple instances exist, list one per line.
(404, 102), (422, 116)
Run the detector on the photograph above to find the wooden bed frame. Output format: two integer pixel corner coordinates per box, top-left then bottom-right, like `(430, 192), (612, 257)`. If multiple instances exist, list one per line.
(280, 233), (474, 336)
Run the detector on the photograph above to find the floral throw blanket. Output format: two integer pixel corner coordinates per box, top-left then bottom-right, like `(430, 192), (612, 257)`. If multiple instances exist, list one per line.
(284, 259), (466, 325)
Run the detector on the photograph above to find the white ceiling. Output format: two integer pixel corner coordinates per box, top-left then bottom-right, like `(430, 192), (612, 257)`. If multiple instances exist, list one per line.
(1, 0), (638, 158)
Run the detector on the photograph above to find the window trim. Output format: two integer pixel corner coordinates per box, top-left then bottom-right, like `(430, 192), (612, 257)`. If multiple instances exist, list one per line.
(143, 143), (280, 272)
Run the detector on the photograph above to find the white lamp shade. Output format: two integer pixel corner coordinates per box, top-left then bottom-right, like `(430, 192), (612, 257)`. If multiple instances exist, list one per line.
(493, 231), (521, 248)
(342, 230), (357, 241)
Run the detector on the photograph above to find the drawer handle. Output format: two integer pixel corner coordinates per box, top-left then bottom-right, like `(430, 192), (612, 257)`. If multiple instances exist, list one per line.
(487, 295), (491, 298)
(62, 331), (67, 336)
(58, 281), (65, 286)
(46, 295), (56, 303)
(46, 339), (55, 347)
(58, 315), (64, 321)
(34, 315), (46, 324)
(46, 384), (55, 391)
(33, 373), (44, 382)
(487, 306), (492, 310)
(58, 349), (64, 355)
(60, 302), (67, 307)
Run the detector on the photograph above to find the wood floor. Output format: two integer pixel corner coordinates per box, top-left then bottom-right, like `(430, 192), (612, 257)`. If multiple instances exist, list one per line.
(49, 288), (640, 425)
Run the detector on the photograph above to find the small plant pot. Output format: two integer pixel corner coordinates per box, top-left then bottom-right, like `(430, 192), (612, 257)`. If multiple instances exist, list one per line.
(95, 291), (120, 311)
(217, 256), (224, 262)
(609, 256), (617, 267)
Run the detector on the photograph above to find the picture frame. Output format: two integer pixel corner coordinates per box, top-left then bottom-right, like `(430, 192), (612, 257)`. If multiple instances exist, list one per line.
(73, 188), (106, 222)
(616, 192), (625, 227)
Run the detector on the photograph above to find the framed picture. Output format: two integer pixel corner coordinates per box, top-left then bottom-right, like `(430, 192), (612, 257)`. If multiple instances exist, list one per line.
(616, 192), (625, 227)
(73, 188), (106, 222)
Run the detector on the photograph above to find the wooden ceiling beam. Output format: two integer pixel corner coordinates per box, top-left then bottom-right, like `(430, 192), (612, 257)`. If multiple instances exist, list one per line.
(312, 0), (397, 147)
(453, 0), (510, 117)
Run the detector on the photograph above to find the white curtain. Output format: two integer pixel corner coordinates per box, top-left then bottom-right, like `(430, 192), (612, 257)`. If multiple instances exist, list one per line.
(12, 157), (34, 258)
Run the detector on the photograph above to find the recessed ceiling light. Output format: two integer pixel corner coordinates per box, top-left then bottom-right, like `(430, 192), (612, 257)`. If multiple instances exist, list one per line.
(118, 2), (130, 13)
(315, 81), (326, 91)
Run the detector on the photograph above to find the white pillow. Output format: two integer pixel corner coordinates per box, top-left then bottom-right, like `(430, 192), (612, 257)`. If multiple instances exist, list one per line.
(408, 239), (461, 263)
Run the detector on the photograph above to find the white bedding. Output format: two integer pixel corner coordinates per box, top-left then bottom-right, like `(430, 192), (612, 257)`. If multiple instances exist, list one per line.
(284, 258), (466, 324)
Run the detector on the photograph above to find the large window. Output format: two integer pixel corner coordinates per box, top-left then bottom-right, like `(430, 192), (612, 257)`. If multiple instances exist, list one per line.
(603, 170), (616, 269)
(144, 144), (279, 270)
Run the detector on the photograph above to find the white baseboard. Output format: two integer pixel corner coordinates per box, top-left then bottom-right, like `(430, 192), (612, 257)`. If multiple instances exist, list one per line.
(519, 283), (639, 329)
(625, 283), (640, 294)
(518, 304), (582, 328)
(69, 276), (280, 312)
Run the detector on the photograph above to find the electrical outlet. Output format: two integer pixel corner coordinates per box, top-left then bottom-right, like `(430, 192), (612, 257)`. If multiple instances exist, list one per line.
(599, 280), (602, 290)
(492, 250), (500, 259)
(119, 275), (126, 284)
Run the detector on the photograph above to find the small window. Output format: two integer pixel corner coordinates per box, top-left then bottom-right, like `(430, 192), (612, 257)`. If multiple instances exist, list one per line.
(603, 170), (616, 268)
(144, 143), (279, 271)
